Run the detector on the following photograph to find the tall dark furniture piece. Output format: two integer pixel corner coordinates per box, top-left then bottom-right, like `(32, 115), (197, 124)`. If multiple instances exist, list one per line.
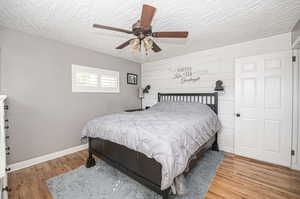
(86, 92), (219, 199)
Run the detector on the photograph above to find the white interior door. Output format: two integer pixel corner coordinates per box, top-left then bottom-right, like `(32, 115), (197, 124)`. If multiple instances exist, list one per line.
(235, 51), (293, 167)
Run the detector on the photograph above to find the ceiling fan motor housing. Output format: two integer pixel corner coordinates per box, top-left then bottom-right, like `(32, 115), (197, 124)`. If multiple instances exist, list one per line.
(132, 20), (152, 39)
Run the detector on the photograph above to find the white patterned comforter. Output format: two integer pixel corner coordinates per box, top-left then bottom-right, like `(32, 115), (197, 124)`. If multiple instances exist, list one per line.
(82, 102), (221, 190)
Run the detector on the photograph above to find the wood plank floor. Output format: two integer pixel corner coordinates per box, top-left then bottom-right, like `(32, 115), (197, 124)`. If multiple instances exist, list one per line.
(8, 150), (300, 199)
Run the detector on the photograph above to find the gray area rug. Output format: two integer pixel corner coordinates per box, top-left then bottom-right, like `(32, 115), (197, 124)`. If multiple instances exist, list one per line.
(47, 150), (223, 199)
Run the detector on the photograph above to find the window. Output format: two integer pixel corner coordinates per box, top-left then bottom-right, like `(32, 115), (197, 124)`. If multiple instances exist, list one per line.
(72, 65), (120, 93)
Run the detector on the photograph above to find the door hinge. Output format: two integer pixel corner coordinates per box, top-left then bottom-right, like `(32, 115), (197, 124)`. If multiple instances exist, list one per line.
(292, 56), (296, 62)
(291, 150), (295, 156)
(2, 186), (11, 192)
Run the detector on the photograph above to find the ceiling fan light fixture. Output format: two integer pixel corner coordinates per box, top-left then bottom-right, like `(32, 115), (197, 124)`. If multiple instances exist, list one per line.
(130, 38), (141, 52)
(143, 37), (153, 52)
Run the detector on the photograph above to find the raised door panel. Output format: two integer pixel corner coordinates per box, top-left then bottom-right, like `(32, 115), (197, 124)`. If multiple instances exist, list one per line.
(241, 63), (257, 73)
(236, 118), (260, 158)
(263, 120), (281, 153)
(239, 119), (259, 148)
(264, 76), (281, 109)
(265, 59), (282, 70)
(241, 78), (257, 108)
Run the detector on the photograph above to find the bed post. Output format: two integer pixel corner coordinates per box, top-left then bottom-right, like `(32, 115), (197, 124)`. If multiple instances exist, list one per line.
(86, 137), (96, 168)
(212, 92), (219, 151)
(212, 133), (219, 151)
(162, 189), (169, 199)
(158, 92), (161, 102)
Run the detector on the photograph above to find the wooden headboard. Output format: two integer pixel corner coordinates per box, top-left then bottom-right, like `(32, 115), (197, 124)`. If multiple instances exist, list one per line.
(157, 92), (218, 114)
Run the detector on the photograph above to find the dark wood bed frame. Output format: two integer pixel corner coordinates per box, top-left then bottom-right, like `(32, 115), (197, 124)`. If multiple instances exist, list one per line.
(85, 92), (219, 199)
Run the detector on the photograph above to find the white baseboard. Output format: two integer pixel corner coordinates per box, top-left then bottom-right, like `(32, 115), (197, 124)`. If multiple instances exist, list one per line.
(220, 146), (234, 154)
(292, 164), (300, 171)
(8, 144), (88, 172)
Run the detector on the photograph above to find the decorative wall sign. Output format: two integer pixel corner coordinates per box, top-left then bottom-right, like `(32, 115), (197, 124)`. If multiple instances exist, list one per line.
(170, 66), (205, 84)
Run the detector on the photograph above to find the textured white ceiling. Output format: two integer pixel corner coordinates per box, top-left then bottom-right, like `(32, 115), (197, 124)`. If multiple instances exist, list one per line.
(0, 0), (300, 63)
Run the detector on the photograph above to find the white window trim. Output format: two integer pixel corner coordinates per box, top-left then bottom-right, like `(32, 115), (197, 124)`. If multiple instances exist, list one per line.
(72, 64), (120, 93)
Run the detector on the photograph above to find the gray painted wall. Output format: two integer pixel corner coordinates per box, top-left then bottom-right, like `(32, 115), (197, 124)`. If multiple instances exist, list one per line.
(0, 27), (141, 164)
(292, 19), (300, 45)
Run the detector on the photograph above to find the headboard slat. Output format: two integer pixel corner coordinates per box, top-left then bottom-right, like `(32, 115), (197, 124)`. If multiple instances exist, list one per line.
(157, 92), (218, 114)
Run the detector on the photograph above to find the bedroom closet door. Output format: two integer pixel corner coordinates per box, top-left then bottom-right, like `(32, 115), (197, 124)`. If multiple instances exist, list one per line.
(235, 51), (293, 167)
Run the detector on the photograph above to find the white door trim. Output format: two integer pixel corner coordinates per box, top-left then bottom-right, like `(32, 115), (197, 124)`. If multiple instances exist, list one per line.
(292, 49), (300, 171)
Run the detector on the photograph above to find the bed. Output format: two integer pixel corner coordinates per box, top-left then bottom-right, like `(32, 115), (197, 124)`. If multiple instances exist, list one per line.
(82, 92), (220, 199)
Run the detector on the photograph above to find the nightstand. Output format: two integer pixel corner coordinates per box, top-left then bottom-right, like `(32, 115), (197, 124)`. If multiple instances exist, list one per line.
(125, 108), (144, 112)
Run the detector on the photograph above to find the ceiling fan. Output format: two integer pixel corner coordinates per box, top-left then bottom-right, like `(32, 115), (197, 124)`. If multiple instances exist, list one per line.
(93, 4), (189, 53)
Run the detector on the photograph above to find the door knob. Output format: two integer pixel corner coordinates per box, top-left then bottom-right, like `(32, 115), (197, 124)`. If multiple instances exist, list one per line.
(236, 113), (241, 117)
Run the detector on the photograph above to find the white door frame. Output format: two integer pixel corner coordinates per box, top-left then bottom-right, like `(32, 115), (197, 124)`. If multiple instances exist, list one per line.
(292, 49), (300, 171)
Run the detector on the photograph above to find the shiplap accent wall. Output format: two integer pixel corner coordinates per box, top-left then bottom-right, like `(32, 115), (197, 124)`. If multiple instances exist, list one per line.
(142, 33), (291, 153)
